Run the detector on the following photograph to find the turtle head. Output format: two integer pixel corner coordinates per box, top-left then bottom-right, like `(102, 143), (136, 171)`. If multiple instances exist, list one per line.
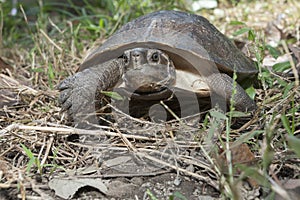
(122, 48), (176, 94)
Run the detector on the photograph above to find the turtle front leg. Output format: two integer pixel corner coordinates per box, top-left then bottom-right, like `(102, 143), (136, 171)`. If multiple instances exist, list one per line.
(206, 73), (256, 112)
(57, 58), (124, 124)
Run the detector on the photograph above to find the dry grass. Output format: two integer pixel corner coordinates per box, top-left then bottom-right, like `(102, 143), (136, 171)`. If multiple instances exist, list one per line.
(0, 0), (300, 199)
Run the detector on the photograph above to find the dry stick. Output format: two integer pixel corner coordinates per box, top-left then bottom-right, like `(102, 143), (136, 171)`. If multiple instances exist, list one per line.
(233, 110), (260, 133)
(108, 104), (162, 126)
(30, 179), (55, 200)
(68, 136), (199, 149)
(266, 89), (296, 115)
(70, 146), (217, 188)
(268, 176), (293, 200)
(39, 29), (62, 52)
(75, 169), (171, 179)
(115, 128), (137, 152)
(0, 74), (38, 95)
(73, 142), (215, 177)
(37, 136), (47, 167)
(135, 147), (215, 175)
(48, 17), (63, 34)
(68, 143), (215, 181)
(40, 136), (54, 168)
(135, 151), (219, 190)
(0, 124), (157, 141)
(39, 121), (112, 130)
(2, 124), (218, 185)
(142, 148), (217, 176)
(282, 40), (299, 87)
(0, 124), (198, 147)
(178, 155), (216, 175)
(0, 145), (17, 157)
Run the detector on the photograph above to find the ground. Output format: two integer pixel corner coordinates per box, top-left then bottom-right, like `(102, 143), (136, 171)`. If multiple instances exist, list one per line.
(0, 0), (300, 199)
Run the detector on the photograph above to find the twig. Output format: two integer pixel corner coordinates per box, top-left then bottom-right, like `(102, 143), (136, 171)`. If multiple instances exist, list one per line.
(0, 123), (157, 141)
(135, 151), (219, 190)
(75, 169), (171, 179)
(282, 40), (299, 87)
(40, 136), (54, 168)
(39, 29), (63, 52)
(115, 128), (137, 152)
(108, 103), (163, 126)
(30, 179), (55, 200)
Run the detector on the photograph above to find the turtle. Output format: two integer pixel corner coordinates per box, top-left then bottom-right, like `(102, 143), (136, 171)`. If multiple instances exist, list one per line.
(58, 10), (257, 124)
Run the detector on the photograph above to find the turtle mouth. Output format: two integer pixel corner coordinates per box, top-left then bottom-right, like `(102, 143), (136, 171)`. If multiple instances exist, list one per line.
(116, 87), (174, 101)
(122, 59), (176, 98)
(123, 68), (175, 94)
(129, 83), (169, 94)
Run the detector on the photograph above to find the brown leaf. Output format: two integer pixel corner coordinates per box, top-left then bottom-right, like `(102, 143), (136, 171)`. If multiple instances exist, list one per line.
(215, 143), (258, 188)
(217, 143), (256, 167)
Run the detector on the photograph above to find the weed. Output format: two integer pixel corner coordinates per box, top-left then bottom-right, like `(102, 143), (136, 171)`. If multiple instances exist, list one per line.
(20, 143), (42, 174)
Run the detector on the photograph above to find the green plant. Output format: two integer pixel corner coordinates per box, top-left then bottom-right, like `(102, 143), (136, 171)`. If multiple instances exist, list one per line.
(21, 143), (42, 174)
(146, 189), (159, 200)
(20, 143), (65, 175)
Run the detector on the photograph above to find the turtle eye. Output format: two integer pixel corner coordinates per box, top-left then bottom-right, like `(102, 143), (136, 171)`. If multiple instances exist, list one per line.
(123, 54), (129, 64)
(151, 52), (159, 62)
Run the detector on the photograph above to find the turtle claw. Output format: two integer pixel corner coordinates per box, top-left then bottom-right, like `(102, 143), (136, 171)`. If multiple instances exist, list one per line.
(57, 75), (77, 113)
(57, 77), (73, 90)
(58, 88), (71, 105)
(57, 69), (101, 121)
(59, 94), (72, 112)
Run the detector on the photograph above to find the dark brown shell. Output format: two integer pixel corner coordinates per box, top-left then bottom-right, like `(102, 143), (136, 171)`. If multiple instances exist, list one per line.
(80, 10), (257, 81)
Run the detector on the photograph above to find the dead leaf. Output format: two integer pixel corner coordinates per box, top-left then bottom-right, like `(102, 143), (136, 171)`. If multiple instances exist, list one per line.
(217, 143), (256, 168)
(103, 156), (132, 168)
(215, 143), (258, 188)
(48, 178), (108, 199)
(230, 143), (256, 166)
(80, 165), (99, 175)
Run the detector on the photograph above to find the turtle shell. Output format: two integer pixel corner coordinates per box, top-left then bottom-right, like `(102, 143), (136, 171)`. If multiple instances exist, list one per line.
(80, 10), (257, 86)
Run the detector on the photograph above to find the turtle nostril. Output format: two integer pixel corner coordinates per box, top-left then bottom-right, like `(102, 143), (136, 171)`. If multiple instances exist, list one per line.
(132, 52), (141, 58)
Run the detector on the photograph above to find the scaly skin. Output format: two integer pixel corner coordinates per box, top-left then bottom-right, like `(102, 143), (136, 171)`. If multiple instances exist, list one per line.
(58, 59), (124, 124)
(206, 73), (256, 112)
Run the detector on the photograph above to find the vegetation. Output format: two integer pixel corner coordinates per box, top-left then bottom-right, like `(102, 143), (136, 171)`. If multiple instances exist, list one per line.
(0, 0), (299, 199)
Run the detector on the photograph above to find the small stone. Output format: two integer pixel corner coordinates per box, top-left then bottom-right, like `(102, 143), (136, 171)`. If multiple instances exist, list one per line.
(186, 164), (195, 173)
(174, 177), (181, 186)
